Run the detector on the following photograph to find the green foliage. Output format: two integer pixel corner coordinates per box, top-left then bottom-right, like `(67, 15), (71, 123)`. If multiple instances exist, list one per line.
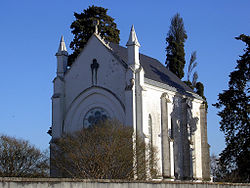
(0, 135), (49, 177)
(196, 82), (207, 109)
(166, 13), (187, 79)
(213, 34), (250, 183)
(196, 82), (204, 97)
(68, 5), (120, 65)
(183, 80), (194, 90)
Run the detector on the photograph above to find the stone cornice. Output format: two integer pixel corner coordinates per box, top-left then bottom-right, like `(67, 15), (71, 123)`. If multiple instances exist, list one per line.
(144, 78), (203, 101)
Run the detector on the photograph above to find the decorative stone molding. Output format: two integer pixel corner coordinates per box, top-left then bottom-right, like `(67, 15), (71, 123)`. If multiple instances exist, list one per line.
(160, 93), (171, 103)
(125, 78), (135, 90)
(161, 92), (172, 178)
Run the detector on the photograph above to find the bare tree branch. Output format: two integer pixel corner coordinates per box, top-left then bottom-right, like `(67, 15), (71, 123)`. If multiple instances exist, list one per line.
(0, 135), (49, 177)
(187, 51), (197, 81)
(51, 120), (159, 179)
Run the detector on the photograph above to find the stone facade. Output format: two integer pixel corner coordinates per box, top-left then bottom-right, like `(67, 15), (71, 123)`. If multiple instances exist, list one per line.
(51, 26), (210, 180)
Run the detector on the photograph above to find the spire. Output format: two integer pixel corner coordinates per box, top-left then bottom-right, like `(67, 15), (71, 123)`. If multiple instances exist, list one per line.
(57, 36), (67, 53)
(126, 25), (140, 47)
(56, 36), (68, 77)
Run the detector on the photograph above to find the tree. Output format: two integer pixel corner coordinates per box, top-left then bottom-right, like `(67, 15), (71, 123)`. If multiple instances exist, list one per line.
(210, 154), (227, 182)
(0, 135), (49, 177)
(187, 51), (198, 83)
(184, 51), (198, 89)
(68, 5), (120, 65)
(195, 82), (207, 110)
(51, 120), (159, 180)
(166, 13), (187, 79)
(184, 52), (207, 109)
(213, 34), (250, 183)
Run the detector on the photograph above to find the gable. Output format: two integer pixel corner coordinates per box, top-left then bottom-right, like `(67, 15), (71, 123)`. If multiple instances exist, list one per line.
(64, 35), (126, 109)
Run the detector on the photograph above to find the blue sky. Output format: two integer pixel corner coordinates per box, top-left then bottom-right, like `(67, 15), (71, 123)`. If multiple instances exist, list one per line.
(0, 0), (249, 155)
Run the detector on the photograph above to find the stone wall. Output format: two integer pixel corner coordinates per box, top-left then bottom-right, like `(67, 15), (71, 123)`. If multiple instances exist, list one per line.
(0, 178), (249, 188)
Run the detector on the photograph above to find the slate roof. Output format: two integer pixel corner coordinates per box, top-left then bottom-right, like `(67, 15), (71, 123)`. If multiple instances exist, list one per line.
(109, 43), (196, 96)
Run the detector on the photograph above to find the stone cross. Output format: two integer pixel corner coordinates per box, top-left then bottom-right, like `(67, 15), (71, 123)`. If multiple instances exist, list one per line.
(93, 19), (99, 34)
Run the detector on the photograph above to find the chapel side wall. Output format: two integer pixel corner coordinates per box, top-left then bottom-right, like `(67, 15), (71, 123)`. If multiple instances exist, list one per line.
(171, 95), (184, 179)
(142, 83), (177, 177)
(192, 100), (205, 180)
(142, 84), (164, 174)
(200, 104), (210, 180)
(63, 36), (126, 112)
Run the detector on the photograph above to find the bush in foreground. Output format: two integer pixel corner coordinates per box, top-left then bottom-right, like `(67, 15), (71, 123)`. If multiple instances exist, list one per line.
(51, 120), (159, 180)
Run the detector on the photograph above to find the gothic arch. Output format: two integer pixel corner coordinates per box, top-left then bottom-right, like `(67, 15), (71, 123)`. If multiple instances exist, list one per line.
(160, 93), (171, 102)
(63, 86), (125, 133)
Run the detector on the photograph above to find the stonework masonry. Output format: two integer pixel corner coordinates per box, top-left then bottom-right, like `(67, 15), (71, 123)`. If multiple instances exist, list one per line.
(1, 178), (250, 188)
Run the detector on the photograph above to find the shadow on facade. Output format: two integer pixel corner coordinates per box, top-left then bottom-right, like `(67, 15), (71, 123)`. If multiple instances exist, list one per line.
(170, 95), (198, 180)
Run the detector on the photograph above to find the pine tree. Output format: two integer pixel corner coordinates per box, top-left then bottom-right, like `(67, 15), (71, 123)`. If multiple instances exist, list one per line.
(165, 13), (187, 79)
(213, 34), (250, 183)
(68, 5), (120, 66)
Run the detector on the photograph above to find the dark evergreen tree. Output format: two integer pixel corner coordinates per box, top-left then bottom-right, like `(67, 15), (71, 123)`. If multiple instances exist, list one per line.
(165, 13), (187, 79)
(68, 5), (120, 66)
(196, 81), (207, 109)
(213, 34), (250, 183)
(196, 82), (204, 97)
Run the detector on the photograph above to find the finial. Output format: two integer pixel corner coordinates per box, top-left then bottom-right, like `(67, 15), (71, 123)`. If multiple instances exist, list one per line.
(57, 35), (67, 53)
(93, 20), (99, 34)
(126, 25), (140, 47)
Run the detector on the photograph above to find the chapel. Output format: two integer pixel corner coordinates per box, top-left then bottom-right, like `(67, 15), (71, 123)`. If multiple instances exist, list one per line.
(51, 25), (210, 180)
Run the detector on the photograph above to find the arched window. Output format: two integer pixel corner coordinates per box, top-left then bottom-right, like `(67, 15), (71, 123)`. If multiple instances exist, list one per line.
(148, 114), (153, 146)
(83, 107), (109, 128)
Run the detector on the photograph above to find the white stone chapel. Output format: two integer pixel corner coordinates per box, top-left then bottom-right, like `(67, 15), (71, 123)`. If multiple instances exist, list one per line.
(51, 25), (210, 180)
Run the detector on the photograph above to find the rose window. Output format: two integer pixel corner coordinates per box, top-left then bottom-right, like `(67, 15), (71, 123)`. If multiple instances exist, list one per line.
(83, 107), (109, 128)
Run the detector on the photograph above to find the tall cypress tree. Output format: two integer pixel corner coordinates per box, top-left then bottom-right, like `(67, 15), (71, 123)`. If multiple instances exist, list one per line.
(213, 34), (250, 182)
(68, 5), (120, 66)
(166, 13), (187, 79)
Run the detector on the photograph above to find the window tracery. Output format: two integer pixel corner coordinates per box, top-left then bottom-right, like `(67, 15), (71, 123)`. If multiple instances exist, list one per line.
(83, 107), (109, 128)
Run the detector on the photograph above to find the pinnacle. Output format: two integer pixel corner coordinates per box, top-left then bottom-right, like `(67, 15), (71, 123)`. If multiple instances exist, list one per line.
(126, 25), (140, 47)
(58, 35), (67, 53)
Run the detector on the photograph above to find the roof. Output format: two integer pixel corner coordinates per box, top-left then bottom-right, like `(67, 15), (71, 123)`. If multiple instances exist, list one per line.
(109, 43), (196, 96)
(67, 33), (200, 99)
